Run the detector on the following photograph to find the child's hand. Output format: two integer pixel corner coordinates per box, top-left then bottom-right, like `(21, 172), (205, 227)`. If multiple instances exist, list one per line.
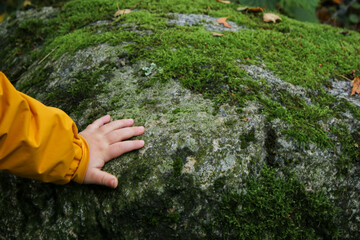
(79, 115), (145, 188)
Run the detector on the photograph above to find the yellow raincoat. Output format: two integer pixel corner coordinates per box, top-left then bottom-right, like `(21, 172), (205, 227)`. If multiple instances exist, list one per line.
(0, 72), (89, 184)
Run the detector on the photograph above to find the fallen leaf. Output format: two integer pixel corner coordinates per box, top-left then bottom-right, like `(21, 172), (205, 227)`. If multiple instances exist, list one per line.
(240, 117), (248, 122)
(263, 13), (282, 23)
(216, 0), (231, 4)
(333, 0), (343, 4)
(247, 7), (264, 12)
(114, 9), (132, 18)
(212, 32), (224, 36)
(351, 77), (360, 96)
(237, 6), (248, 11)
(0, 13), (6, 23)
(217, 17), (232, 28)
(23, 0), (32, 6)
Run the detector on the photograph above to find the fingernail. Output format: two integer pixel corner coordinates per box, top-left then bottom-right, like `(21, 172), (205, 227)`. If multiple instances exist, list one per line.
(110, 178), (117, 188)
(140, 140), (145, 146)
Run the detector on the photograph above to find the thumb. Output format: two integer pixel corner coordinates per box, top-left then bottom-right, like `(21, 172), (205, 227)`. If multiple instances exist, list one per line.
(85, 169), (118, 188)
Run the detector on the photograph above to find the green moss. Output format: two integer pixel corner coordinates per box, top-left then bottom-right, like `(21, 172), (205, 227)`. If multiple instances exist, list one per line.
(172, 156), (183, 177)
(240, 128), (256, 149)
(213, 177), (226, 190)
(331, 124), (360, 175)
(333, 97), (360, 120)
(1, 1), (358, 238)
(259, 95), (333, 148)
(265, 127), (278, 167)
(172, 107), (181, 114)
(16, 66), (50, 95)
(132, 163), (151, 182)
(127, 19), (358, 150)
(140, 99), (158, 107)
(97, 164), (340, 239)
(44, 66), (111, 123)
(14, 18), (49, 48)
(2, 0), (359, 164)
(55, 0), (116, 35)
(2, 0), (359, 166)
(206, 166), (340, 239)
(121, 5), (360, 151)
(165, 211), (181, 224)
(0, 17), (51, 80)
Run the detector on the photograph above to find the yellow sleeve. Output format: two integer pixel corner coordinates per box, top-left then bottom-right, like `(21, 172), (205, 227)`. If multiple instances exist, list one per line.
(0, 72), (89, 184)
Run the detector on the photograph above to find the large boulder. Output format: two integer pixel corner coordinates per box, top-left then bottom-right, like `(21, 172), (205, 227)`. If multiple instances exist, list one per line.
(1, 1), (359, 239)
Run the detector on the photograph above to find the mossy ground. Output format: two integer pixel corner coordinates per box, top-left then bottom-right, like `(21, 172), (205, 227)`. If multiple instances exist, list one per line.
(1, 0), (359, 238)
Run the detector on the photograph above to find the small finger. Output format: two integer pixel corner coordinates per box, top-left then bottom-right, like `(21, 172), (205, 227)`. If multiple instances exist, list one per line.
(85, 168), (118, 188)
(108, 140), (145, 159)
(88, 115), (111, 129)
(107, 126), (145, 144)
(101, 119), (134, 134)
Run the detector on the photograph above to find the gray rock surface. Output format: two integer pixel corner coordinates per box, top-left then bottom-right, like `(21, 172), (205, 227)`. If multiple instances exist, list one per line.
(327, 79), (360, 107)
(168, 13), (246, 32)
(242, 64), (314, 105)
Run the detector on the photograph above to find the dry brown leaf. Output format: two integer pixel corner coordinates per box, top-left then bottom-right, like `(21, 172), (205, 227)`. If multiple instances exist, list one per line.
(212, 32), (224, 37)
(114, 9), (132, 18)
(263, 13), (282, 23)
(351, 77), (360, 96)
(217, 17), (232, 28)
(216, 0), (231, 4)
(247, 7), (264, 12)
(240, 117), (248, 122)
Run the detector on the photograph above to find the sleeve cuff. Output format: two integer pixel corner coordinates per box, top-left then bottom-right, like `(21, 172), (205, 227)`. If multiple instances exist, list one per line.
(67, 133), (90, 184)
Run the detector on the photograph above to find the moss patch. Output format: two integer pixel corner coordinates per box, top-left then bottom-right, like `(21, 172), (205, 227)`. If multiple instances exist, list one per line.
(331, 123), (360, 175)
(240, 128), (256, 149)
(206, 167), (340, 239)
